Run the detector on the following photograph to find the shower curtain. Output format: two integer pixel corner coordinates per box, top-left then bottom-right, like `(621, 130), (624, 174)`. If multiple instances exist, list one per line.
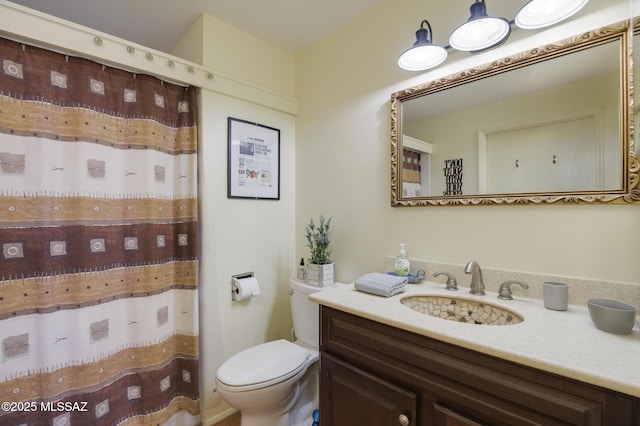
(0, 37), (199, 425)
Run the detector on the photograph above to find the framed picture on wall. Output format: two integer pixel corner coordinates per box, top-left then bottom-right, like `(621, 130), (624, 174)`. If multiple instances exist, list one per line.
(227, 117), (281, 200)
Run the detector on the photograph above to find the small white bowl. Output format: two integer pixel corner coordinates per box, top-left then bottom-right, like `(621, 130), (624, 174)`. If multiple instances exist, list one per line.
(587, 299), (637, 335)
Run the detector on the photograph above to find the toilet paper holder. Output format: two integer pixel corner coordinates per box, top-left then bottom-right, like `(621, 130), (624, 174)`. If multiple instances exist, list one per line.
(231, 272), (255, 301)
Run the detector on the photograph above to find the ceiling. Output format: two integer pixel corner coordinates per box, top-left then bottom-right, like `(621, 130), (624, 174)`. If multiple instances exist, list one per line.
(7, 0), (386, 54)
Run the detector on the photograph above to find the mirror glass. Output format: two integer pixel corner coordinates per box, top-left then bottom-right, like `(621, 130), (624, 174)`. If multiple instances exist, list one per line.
(391, 21), (639, 206)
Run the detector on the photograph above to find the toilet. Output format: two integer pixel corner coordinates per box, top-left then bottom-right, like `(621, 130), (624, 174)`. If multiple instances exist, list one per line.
(215, 278), (337, 426)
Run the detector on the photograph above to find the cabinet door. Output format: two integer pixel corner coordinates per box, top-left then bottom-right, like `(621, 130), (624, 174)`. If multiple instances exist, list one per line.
(434, 403), (484, 426)
(321, 354), (416, 426)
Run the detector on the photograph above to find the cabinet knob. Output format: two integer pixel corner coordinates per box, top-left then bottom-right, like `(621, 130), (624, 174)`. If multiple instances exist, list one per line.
(398, 414), (410, 426)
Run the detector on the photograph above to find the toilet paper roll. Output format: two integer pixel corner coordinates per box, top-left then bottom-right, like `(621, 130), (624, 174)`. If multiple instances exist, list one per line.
(234, 276), (261, 301)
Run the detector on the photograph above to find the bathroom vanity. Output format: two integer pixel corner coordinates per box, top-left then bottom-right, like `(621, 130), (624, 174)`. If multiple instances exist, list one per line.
(311, 283), (640, 426)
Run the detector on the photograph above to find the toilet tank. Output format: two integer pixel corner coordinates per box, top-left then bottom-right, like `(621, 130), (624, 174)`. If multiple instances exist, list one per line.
(289, 279), (339, 348)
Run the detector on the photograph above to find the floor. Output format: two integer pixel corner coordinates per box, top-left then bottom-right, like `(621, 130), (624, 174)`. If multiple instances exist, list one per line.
(214, 411), (240, 426)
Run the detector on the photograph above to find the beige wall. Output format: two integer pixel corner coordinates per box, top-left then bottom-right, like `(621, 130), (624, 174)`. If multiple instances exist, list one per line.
(177, 13), (297, 422)
(295, 0), (640, 285)
(171, 14), (204, 65)
(198, 89), (296, 419)
(200, 14), (295, 99)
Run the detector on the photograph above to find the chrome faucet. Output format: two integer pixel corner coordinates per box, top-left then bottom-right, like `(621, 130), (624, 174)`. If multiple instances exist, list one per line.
(432, 271), (458, 291)
(464, 260), (485, 295)
(498, 280), (529, 300)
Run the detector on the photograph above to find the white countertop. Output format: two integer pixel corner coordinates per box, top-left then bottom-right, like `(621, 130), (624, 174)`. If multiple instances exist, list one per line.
(310, 280), (640, 398)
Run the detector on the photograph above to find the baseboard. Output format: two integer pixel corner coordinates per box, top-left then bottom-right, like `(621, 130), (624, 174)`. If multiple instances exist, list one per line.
(203, 402), (237, 426)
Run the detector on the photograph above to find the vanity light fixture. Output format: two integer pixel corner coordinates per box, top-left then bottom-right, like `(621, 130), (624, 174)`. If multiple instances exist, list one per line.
(515, 0), (589, 29)
(398, 20), (448, 71)
(449, 0), (511, 52)
(398, 0), (589, 70)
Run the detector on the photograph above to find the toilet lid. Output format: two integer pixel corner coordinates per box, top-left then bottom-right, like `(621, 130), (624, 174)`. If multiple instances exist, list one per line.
(217, 339), (309, 388)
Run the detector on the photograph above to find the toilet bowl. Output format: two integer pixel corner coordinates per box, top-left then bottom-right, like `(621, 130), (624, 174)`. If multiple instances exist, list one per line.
(215, 279), (337, 426)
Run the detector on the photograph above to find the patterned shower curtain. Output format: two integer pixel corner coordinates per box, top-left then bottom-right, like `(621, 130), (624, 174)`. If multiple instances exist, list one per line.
(0, 37), (199, 425)
(402, 148), (422, 197)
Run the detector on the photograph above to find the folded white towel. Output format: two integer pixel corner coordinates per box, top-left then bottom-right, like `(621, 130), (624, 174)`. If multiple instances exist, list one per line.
(354, 272), (407, 297)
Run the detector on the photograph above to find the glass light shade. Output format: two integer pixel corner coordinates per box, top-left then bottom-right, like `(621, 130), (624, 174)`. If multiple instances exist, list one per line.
(398, 20), (448, 71)
(515, 0), (589, 29)
(449, 17), (511, 52)
(398, 45), (448, 71)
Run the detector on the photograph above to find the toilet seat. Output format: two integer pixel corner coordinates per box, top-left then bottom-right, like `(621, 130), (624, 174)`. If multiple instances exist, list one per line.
(216, 339), (309, 392)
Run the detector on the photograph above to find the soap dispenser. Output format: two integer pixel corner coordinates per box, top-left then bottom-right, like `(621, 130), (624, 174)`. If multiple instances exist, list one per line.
(394, 243), (410, 276)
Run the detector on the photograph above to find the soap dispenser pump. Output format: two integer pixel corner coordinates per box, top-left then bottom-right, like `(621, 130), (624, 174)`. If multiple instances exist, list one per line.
(394, 243), (410, 276)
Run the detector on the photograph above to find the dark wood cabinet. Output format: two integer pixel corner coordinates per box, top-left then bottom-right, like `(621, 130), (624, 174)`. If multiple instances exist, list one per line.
(321, 353), (416, 426)
(319, 306), (640, 426)
(434, 404), (483, 426)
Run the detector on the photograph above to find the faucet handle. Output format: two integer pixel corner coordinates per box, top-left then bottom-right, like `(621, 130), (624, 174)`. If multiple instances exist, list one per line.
(432, 271), (458, 291)
(498, 280), (529, 300)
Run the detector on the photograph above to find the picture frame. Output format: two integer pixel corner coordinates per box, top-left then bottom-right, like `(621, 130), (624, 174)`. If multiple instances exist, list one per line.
(227, 117), (280, 200)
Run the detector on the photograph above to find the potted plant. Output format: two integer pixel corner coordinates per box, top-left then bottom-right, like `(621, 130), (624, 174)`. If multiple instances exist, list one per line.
(305, 214), (334, 287)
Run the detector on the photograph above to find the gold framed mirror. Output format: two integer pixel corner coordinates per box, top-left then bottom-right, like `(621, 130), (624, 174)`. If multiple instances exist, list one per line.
(391, 20), (639, 206)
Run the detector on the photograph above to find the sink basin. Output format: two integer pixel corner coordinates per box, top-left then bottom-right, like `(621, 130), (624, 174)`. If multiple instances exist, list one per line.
(401, 295), (523, 326)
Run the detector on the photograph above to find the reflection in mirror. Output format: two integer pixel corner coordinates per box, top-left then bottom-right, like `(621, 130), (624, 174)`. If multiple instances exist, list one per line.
(391, 21), (639, 206)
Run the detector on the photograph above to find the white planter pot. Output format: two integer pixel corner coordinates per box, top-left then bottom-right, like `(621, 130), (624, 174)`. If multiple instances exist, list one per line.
(306, 263), (335, 287)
